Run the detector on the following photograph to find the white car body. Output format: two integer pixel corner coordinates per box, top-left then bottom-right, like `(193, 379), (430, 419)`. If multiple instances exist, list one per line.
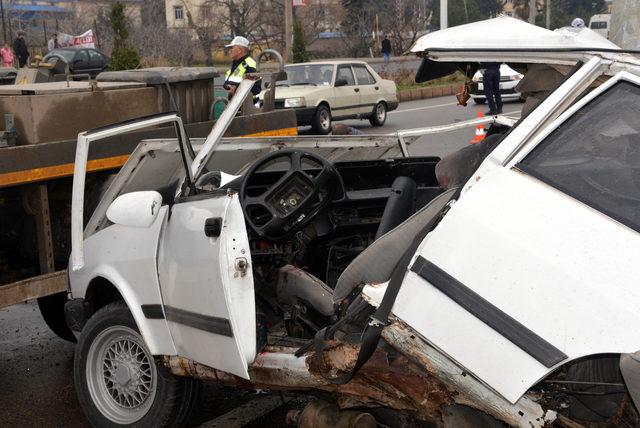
(67, 16), (640, 428)
(259, 61), (398, 133)
(471, 64), (523, 103)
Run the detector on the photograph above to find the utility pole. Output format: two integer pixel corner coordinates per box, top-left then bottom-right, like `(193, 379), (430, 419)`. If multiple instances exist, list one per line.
(529, 0), (537, 24)
(440, 0), (447, 30)
(546, 0), (551, 29)
(284, 0), (292, 63)
(0, 0), (6, 44)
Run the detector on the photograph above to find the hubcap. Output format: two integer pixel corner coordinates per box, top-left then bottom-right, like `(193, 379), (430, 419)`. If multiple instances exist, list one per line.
(86, 325), (157, 424)
(320, 110), (330, 130)
(376, 104), (386, 122)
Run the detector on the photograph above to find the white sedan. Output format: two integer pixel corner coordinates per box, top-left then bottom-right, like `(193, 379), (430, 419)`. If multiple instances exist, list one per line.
(470, 64), (524, 104)
(260, 61), (398, 134)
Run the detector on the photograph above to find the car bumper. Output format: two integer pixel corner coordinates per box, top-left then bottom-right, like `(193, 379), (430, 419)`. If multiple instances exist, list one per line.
(471, 81), (522, 100)
(387, 101), (399, 111)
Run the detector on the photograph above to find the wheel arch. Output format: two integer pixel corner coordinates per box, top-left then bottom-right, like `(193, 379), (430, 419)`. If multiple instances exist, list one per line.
(81, 272), (177, 356)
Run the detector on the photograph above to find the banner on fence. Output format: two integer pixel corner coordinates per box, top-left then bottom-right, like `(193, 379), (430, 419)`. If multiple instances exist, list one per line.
(57, 30), (96, 49)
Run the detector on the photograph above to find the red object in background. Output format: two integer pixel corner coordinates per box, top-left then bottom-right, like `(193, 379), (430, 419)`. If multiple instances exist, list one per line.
(292, 0), (309, 6)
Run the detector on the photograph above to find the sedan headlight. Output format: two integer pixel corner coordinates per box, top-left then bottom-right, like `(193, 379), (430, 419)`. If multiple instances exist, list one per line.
(510, 74), (524, 81)
(284, 97), (306, 108)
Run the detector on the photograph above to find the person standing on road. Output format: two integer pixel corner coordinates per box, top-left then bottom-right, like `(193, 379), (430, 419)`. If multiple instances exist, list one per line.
(47, 33), (60, 52)
(480, 62), (502, 115)
(381, 36), (391, 64)
(223, 36), (260, 100)
(13, 31), (29, 68)
(1, 42), (14, 68)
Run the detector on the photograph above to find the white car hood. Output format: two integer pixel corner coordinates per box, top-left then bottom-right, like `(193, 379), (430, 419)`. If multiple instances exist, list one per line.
(263, 85), (328, 100)
(411, 16), (621, 65)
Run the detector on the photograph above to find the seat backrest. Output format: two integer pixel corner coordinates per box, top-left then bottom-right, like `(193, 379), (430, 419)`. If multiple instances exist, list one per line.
(333, 187), (457, 305)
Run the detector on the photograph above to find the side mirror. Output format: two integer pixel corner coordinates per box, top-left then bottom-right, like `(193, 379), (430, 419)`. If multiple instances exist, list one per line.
(106, 191), (163, 228)
(334, 79), (348, 87)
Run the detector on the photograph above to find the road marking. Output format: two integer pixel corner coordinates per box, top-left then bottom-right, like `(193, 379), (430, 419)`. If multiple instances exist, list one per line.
(389, 102), (458, 114)
(199, 394), (288, 428)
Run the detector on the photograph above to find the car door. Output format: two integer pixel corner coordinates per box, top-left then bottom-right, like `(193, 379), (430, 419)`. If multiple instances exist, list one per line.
(390, 73), (640, 403)
(352, 64), (378, 114)
(157, 192), (256, 379)
(332, 64), (361, 118)
(71, 49), (90, 75)
(87, 49), (106, 77)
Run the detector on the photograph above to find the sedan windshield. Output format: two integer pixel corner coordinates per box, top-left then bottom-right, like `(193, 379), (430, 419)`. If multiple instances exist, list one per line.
(279, 64), (334, 86)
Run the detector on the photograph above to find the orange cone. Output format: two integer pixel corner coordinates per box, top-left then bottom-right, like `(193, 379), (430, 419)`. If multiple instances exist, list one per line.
(470, 111), (486, 145)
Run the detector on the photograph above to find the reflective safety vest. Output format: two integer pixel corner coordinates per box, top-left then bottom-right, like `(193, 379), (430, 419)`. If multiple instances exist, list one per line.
(224, 56), (257, 86)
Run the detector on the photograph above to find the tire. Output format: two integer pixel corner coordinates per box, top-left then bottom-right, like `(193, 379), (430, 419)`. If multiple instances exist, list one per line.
(473, 98), (486, 105)
(312, 104), (332, 135)
(369, 102), (387, 127)
(74, 301), (200, 427)
(38, 291), (77, 343)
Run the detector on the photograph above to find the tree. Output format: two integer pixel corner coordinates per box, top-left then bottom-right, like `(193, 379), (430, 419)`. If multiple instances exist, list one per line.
(431, 0), (503, 28)
(109, 2), (140, 71)
(292, 21), (309, 63)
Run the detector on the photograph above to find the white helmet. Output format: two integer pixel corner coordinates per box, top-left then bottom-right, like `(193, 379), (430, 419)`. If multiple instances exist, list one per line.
(225, 36), (250, 48)
(571, 18), (585, 28)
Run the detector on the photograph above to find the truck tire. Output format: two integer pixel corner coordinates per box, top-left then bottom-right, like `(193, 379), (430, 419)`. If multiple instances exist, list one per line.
(38, 292), (77, 343)
(312, 104), (332, 135)
(74, 301), (200, 427)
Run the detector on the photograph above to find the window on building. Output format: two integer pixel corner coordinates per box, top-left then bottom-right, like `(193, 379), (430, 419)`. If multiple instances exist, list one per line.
(200, 6), (211, 22)
(174, 6), (184, 20)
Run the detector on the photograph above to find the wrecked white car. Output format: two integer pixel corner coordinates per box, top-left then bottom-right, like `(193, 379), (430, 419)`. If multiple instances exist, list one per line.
(66, 17), (640, 428)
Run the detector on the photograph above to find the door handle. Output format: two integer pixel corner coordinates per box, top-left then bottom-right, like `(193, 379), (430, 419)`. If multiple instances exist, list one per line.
(204, 217), (222, 237)
(354, 88), (360, 92)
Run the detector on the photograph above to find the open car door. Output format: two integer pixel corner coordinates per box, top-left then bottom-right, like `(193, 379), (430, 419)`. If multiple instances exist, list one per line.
(157, 193), (255, 379)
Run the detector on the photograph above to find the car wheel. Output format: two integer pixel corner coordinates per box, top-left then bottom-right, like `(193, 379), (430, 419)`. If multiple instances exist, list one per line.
(369, 102), (387, 127)
(74, 301), (200, 427)
(473, 98), (486, 105)
(312, 104), (332, 135)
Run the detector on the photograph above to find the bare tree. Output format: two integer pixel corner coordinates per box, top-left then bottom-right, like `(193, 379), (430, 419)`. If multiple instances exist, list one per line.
(384, 0), (432, 55)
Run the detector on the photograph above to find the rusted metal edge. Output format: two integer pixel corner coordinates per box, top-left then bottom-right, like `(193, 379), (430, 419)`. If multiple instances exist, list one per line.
(0, 270), (67, 309)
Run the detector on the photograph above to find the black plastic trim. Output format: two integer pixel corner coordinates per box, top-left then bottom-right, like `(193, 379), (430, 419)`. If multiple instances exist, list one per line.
(142, 304), (233, 338)
(410, 256), (568, 368)
(141, 304), (165, 319)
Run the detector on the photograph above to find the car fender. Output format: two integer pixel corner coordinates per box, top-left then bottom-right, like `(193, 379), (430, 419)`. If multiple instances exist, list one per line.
(69, 205), (177, 356)
(83, 267), (177, 356)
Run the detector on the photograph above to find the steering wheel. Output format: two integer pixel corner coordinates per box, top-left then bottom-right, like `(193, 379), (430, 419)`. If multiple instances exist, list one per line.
(240, 149), (340, 241)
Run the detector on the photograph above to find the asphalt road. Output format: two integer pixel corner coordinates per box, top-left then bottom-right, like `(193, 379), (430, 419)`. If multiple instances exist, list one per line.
(0, 95), (522, 427)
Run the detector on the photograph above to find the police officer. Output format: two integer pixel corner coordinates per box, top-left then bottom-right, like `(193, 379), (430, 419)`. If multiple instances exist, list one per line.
(480, 62), (502, 116)
(223, 36), (260, 99)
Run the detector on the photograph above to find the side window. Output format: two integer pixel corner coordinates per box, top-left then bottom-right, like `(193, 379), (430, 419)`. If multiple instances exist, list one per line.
(518, 81), (640, 231)
(353, 65), (376, 85)
(73, 50), (90, 68)
(88, 50), (104, 67)
(336, 66), (355, 86)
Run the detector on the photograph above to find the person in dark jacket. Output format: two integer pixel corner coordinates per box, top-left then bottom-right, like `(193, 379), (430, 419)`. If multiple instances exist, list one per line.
(381, 36), (391, 64)
(480, 62), (502, 115)
(13, 31), (29, 68)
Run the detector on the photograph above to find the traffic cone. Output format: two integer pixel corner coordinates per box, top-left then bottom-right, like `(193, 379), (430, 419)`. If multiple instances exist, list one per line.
(470, 111), (486, 145)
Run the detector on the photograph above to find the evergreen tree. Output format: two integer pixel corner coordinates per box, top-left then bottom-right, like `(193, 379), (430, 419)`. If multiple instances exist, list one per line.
(292, 21), (310, 63)
(109, 2), (141, 71)
(431, 0), (503, 29)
